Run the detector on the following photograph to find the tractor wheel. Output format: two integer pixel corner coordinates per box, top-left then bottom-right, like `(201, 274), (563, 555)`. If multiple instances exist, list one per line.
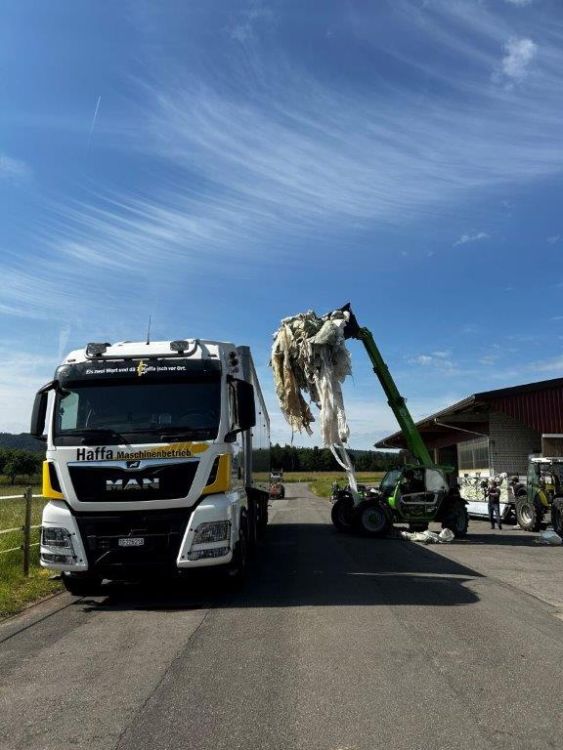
(442, 500), (468, 538)
(551, 499), (563, 537)
(354, 500), (391, 538)
(331, 495), (355, 533)
(516, 496), (542, 532)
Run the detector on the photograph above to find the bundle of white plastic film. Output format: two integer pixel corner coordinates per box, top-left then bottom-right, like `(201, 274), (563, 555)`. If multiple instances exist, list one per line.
(271, 308), (358, 492)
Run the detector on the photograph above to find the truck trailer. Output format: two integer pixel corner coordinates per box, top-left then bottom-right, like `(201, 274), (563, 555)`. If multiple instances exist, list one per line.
(30, 337), (270, 595)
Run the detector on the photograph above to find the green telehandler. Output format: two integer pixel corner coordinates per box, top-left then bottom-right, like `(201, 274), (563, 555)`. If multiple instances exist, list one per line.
(331, 305), (468, 538)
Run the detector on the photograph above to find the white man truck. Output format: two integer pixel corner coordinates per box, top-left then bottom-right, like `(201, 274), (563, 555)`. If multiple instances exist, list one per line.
(30, 338), (270, 595)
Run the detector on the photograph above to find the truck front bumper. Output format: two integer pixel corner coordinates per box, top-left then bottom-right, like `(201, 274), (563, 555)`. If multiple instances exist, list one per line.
(40, 494), (240, 575)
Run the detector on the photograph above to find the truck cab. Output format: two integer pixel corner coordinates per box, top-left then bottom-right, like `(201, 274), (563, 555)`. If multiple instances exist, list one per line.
(31, 338), (270, 594)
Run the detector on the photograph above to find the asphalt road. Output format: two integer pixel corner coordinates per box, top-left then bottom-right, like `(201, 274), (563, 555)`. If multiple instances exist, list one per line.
(2, 484), (563, 750)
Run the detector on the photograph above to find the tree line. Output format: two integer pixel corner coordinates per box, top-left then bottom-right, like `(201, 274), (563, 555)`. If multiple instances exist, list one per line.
(270, 444), (404, 473)
(0, 448), (43, 484)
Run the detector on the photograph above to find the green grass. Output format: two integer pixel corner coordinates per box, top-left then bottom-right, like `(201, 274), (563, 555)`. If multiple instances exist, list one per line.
(256, 471), (384, 498)
(0, 485), (62, 620)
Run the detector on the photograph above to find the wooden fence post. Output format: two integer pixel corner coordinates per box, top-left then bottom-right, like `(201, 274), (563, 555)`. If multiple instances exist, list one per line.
(22, 487), (33, 576)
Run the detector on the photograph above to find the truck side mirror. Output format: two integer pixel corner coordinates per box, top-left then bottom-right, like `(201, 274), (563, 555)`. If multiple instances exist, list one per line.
(30, 381), (55, 440)
(226, 378), (256, 440)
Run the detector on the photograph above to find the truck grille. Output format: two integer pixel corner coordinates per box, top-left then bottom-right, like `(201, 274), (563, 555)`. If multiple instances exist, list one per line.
(69, 461), (199, 502)
(75, 508), (191, 571)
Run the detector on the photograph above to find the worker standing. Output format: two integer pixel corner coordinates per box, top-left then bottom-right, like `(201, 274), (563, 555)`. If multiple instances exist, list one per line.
(486, 479), (502, 530)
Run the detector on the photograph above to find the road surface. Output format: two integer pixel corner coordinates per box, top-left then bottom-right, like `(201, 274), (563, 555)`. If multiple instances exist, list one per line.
(2, 483), (563, 750)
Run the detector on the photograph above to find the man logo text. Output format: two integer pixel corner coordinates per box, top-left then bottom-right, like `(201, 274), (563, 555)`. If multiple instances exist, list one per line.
(105, 478), (160, 491)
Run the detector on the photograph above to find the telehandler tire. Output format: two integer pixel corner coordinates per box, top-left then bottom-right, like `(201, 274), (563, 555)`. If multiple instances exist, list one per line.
(442, 500), (468, 538)
(354, 500), (391, 538)
(331, 495), (355, 533)
(515, 496), (542, 532)
(551, 499), (563, 537)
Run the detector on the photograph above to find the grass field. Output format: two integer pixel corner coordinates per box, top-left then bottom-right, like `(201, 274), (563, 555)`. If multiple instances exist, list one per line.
(0, 485), (62, 619)
(257, 471), (384, 498)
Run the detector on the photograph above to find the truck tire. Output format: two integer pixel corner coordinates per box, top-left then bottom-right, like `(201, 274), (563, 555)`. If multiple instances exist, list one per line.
(516, 496), (542, 532)
(354, 499), (391, 538)
(226, 516), (248, 584)
(442, 500), (468, 538)
(551, 499), (563, 537)
(331, 495), (355, 533)
(257, 497), (269, 536)
(62, 572), (103, 597)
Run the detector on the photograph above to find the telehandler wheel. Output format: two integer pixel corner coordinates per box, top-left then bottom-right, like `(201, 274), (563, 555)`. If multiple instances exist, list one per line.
(551, 499), (563, 537)
(62, 572), (103, 597)
(442, 500), (468, 538)
(331, 495), (355, 533)
(354, 500), (391, 538)
(515, 496), (542, 532)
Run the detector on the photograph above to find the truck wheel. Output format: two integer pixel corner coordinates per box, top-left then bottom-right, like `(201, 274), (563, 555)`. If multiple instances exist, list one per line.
(442, 500), (468, 538)
(516, 497), (542, 532)
(257, 497), (269, 536)
(226, 517), (248, 584)
(331, 494), (355, 532)
(354, 500), (391, 538)
(62, 572), (103, 597)
(551, 500), (563, 536)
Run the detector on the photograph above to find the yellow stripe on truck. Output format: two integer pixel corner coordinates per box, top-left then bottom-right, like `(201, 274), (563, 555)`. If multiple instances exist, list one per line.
(202, 453), (232, 495)
(42, 461), (64, 499)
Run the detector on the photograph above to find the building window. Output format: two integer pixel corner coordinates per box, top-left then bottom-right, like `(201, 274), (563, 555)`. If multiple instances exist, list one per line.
(458, 436), (489, 471)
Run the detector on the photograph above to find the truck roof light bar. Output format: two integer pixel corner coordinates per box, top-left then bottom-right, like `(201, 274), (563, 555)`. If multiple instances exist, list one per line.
(85, 342), (111, 358)
(170, 339), (200, 356)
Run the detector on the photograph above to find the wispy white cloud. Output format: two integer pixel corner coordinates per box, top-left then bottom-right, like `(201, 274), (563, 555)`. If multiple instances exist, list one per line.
(504, 0), (534, 6)
(227, 1), (277, 44)
(453, 232), (489, 247)
(0, 154), (30, 181)
(501, 37), (537, 80)
(547, 234), (560, 244)
(2, 0), (563, 323)
(407, 352), (457, 372)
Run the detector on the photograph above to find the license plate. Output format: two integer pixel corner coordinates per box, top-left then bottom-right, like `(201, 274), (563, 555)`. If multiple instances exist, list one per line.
(118, 537), (145, 547)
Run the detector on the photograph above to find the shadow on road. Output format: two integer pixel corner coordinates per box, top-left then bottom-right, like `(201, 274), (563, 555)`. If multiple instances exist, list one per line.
(78, 519), (483, 613)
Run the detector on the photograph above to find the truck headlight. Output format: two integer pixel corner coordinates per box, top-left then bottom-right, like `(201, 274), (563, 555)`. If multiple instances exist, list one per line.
(192, 521), (231, 545)
(41, 527), (74, 550)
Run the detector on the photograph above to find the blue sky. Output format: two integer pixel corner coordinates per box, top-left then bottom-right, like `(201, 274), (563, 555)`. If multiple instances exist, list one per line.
(1, 0), (562, 448)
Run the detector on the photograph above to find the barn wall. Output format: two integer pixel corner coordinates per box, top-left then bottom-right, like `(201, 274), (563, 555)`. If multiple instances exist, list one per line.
(489, 411), (541, 475)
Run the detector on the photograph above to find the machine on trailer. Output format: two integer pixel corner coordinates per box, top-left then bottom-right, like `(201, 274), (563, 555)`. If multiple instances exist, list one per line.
(329, 306), (468, 538)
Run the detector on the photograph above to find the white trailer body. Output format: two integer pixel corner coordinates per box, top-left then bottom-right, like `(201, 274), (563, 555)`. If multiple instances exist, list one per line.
(31, 338), (270, 586)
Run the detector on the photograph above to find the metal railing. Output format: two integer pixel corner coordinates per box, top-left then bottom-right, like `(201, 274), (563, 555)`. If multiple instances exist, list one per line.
(0, 487), (42, 575)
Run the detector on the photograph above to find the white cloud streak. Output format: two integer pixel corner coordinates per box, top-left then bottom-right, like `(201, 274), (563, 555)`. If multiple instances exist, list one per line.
(453, 232), (489, 247)
(2, 0), (563, 321)
(0, 154), (30, 181)
(501, 37), (537, 80)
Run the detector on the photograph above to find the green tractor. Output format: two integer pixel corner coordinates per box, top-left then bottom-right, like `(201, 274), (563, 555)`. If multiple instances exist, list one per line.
(515, 457), (563, 534)
(330, 305), (468, 539)
(331, 464), (468, 538)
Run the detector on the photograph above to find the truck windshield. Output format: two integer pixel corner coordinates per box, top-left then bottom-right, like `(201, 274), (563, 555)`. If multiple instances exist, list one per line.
(54, 378), (221, 445)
